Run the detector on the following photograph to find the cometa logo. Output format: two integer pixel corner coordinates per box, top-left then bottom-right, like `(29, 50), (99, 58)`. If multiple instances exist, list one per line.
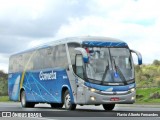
(39, 71), (56, 80)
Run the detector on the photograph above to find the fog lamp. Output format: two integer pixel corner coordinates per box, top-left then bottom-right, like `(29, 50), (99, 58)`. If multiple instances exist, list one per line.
(90, 96), (96, 101)
(131, 96), (135, 100)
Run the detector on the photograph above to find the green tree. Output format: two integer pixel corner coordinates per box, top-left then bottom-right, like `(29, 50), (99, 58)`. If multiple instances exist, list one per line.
(153, 60), (160, 66)
(0, 70), (8, 96)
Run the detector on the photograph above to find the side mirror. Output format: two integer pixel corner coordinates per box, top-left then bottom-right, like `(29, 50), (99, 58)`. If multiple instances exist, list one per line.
(75, 47), (89, 63)
(131, 49), (142, 65)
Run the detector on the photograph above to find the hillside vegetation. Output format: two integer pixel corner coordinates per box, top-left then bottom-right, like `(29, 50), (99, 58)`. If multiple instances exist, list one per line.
(0, 70), (8, 96)
(135, 60), (160, 103)
(135, 60), (160, 88)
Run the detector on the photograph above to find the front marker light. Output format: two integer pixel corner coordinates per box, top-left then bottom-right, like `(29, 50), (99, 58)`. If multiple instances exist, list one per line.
(130, 88), (135, 92)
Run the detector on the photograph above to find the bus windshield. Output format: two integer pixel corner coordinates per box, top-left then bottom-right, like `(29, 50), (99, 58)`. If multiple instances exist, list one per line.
(85, 47), (134, 85)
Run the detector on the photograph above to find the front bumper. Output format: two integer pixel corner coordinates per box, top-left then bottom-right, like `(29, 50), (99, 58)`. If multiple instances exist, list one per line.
(84, 89), (136, 104)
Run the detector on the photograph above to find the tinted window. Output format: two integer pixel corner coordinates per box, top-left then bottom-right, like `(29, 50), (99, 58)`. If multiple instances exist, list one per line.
(33, 44), (68, 70)
(68, 42), (81, 72)
(68, 42), (81, 65)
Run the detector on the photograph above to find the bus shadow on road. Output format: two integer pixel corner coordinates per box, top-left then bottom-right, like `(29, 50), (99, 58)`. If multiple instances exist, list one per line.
(33, 106), (117, 112)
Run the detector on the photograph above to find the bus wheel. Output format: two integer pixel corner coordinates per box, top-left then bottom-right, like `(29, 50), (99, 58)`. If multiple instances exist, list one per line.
(20, 90), (35, 108)
(64, 90), (76, 110)
(103, 104), (115, 111)
(50, 103), (63, 108)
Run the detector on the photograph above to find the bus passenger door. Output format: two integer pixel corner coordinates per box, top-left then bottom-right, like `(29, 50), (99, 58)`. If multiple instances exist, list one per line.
(76, 77), (86, 104)
(75, 54), (86, 104)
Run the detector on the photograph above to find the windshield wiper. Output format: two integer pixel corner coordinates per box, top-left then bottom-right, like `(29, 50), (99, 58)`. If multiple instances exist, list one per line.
(112, 58), (128, 85)
(101, 63), (109, 85)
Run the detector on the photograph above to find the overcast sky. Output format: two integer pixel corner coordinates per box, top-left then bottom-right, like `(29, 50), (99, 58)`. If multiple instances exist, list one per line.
(0, 0), (160, 72)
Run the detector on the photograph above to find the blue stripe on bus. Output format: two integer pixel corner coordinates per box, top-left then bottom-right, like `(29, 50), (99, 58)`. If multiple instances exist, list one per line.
(84, 82), (135, 91)
(82, 41), (128, 47)
(8, 69), (74, 103)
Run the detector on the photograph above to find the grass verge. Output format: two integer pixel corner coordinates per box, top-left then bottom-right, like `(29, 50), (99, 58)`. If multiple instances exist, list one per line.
(0, 96), (10, 102)
(136, 87), (160, 103)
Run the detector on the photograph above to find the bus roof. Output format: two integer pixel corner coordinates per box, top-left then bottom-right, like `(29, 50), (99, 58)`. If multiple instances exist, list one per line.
(11, 36), (128, 57)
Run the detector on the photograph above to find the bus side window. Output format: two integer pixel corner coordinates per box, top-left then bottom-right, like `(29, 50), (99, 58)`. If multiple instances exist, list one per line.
(33, 50), (41, 70)
(52, 44), (68, 69)
(75, 54), (84, 79)
(44, 47), (53, 68)
(57, 44), (68, 68)
(18, 55), (23, 72)
(9, 57), (14, 73)
(68, 42), (81, 73)
(35, 48), (45, 69)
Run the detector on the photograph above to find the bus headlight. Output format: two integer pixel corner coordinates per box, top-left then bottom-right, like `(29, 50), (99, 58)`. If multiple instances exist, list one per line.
(130, 88), (135, 93)
(90, 88), (96, 92)
(87, 87), (99, 93)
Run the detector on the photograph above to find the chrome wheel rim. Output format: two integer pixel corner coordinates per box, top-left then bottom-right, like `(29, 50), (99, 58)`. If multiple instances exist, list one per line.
(65, 94), (71, 109)
(21, 92), (26, 106)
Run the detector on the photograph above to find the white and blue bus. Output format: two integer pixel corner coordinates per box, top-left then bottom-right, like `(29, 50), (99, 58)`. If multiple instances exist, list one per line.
(8, 36), (142, 110)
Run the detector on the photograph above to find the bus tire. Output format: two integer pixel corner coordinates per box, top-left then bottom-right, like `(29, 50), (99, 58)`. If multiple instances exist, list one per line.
(20, 90), (35, 108)
(103, 104), (115, 111)
(64, 90), (76, 110)
(50, 103), (63, 108)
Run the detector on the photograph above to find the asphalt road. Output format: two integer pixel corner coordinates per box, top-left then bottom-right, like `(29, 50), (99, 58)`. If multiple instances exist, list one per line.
(0, 102), (160, 120)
